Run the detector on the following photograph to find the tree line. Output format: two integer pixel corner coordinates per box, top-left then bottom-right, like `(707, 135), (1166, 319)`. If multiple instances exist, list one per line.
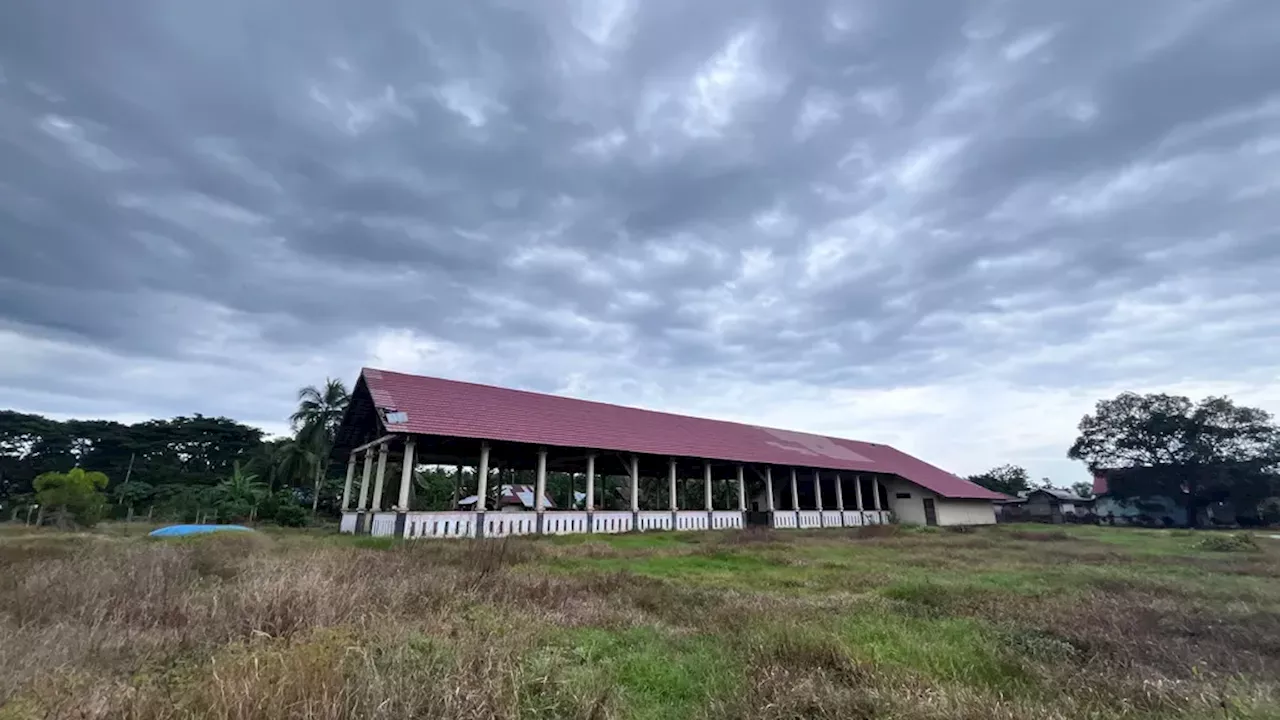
(968, 392), (1280, 526)
(0, 379), (352, 527)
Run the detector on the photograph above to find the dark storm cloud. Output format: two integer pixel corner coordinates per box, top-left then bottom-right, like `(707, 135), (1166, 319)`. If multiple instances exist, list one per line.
(2, 0), (1279, 428)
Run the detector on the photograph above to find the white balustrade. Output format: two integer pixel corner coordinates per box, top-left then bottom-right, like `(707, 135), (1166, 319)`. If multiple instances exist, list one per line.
(353, 506), (894, 541)
(405, 512), (477, 539)
(371, 512), (398, 537)
(591, 512), (633, 534)
(542, 512), (589, 535)
(711, 511), (744, 529)
(485, 513), (537, 538)
(636, 511), (673, 531)
(674, 511), (709, 531)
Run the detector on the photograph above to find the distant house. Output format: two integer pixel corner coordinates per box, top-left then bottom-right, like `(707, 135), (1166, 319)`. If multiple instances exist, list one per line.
(458, 484), (559, 512)
(1023, 489), (1093, 523)
(1091, 472), (1189, 527)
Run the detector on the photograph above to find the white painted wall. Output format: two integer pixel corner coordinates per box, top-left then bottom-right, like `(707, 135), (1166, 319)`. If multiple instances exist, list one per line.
(935, 500), (997, 526)
(884, 478), (996, 526)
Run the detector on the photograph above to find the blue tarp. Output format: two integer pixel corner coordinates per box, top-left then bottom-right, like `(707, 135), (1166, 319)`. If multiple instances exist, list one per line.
(148, 524), (253, 537)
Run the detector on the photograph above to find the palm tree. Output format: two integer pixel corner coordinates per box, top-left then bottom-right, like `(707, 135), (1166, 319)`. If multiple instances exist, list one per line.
(290, 378), (350, 513)
(213, 461), (268, 521)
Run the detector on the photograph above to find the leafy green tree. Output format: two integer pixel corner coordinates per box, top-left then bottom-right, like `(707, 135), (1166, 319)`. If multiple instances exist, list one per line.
(1069, 392), (1280, 525)
(967, 465), (1031, 497)
(112, 480), (155, 520)
(290, 379), (349, 513)
(34, 467), (109, 527)
(1070, 481), (1093, 498)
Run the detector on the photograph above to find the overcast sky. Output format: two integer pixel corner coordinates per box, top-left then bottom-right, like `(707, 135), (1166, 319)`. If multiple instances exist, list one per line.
(3, 1), (1279, 485)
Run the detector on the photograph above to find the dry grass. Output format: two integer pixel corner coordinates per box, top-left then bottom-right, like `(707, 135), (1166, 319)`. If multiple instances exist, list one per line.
(1, 524), (1278, 719)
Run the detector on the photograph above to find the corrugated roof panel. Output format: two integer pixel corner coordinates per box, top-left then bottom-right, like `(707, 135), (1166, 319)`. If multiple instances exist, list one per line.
(361, 368), (1004, 500)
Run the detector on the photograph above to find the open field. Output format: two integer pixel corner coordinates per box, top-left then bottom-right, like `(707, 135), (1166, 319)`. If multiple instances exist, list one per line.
(2, 524), (1279, 719)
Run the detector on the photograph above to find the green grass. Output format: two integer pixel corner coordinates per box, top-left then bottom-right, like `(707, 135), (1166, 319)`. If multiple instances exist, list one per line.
(2, 522), (1279, 719)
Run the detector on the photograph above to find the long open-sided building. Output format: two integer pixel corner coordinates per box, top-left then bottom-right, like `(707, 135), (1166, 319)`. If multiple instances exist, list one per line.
(334, 368), (1003, 538)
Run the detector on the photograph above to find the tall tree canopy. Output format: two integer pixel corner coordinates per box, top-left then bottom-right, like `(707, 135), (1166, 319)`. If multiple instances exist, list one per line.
(1068, 392), (1280, 521)
(967, 464), (1031, 497)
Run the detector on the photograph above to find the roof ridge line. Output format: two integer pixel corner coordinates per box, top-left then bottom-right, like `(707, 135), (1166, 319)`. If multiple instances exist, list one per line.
(361, 366), (890, 450)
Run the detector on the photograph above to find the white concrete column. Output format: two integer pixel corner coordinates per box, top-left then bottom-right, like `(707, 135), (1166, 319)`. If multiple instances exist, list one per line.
(340, 452), (358, 511)
(629, 454), (640, 513)
(870, 477), (880, 510)
(765, 466), (775, 512)
(835, 472), (844, 512)
(475, 443), (491, 512)
(586, 453), (596, 511)
(814, 470), (823, 511)
(736, 465), (746, 512)
(668, 458), (678, 511)
(854, 474), (864, 510)
(356, 448), (374, 510)
(397, 438), (416, 510)
(453, 464), (464, 508)
(371, 444), (389, 511)
(790, 468), (799, 510)
(703, 461), (713, 511)
(535, 448), (548, 512)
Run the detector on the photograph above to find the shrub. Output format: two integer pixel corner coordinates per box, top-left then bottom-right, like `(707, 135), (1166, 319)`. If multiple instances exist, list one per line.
(272, 502), (309, 527)
(1193, 533), (1259, 552)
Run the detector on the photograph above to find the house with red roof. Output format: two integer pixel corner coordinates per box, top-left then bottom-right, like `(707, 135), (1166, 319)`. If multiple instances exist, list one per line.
(333, 368), (1003, 538)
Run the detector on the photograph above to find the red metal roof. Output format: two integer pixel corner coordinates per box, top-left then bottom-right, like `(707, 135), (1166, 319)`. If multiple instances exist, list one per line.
(361, 367), (1004, 500)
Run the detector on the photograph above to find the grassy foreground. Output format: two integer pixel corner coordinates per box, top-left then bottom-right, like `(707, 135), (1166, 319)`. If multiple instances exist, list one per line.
(1, 523), (1278, 719)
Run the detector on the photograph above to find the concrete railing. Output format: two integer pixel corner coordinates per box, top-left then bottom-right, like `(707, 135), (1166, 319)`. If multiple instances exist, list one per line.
(592, 511), (633, 534)
(406, 512), (476, 539)
(371, 512), (398, 537)
(674, 511), (709, 531)
(636, 511), (673, 531)
(542, 512), (589, 535)
(484, 512), (537, 538)
(339, 509), (895, 538)
(710, 511), (744, 530)
(340, 512), (358, 534)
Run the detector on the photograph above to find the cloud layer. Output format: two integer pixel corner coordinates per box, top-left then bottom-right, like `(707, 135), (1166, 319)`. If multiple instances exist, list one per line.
(3, 0), (1279, 483)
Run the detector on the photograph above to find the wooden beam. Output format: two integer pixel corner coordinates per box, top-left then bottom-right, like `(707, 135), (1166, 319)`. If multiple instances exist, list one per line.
(351, 434), (397, 454)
